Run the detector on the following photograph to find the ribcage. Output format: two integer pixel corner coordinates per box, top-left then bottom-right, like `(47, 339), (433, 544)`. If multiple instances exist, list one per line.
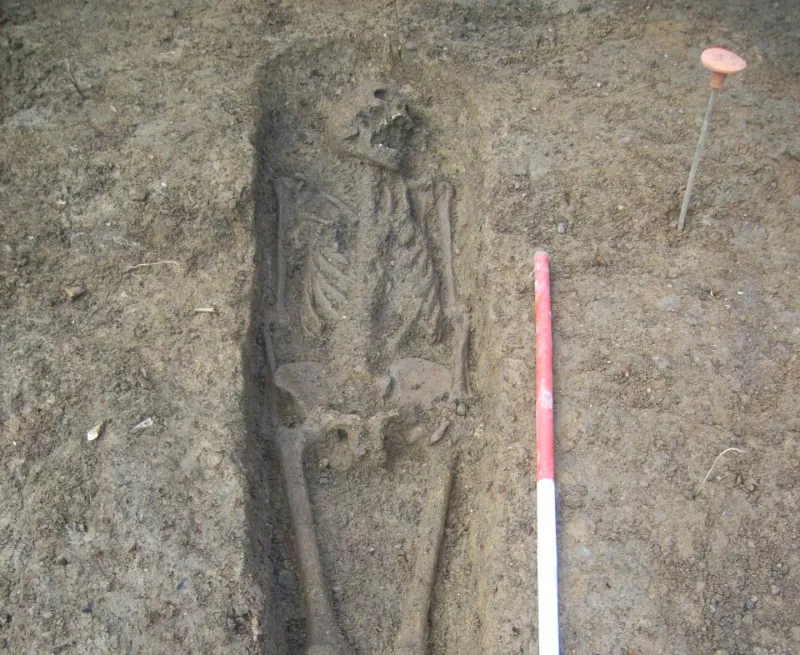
(301, 247), (349, 336)
(385, 187), (443, 347)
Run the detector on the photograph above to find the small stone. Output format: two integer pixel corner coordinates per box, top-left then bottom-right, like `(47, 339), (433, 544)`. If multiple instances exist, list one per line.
(771, 585), (780, 595)
(64, 285), (86, 300)
(133, 417), (154, 431)
(456, 402), (466, 417)
(129, 187), (149, 202)
(86, 421), (105, 442)
(319, 458), (330, 469)
(430, 420), (450, 445)
(557, 222), (567, 234)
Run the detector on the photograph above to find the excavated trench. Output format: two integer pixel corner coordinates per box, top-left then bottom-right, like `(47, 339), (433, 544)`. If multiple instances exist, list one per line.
(242, 39), (506, 655)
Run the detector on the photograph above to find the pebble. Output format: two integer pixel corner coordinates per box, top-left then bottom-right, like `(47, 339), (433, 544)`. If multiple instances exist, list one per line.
(129, 187), (149, 202)
(430, 420), (450, 445)
(64, 285), (86, 301)
(456, 402), (466, 417)
(86, 421), (105, 442)
(557, 222), (567, 234)
(133, 417), (154, 431)
(319, 458), (330, 469)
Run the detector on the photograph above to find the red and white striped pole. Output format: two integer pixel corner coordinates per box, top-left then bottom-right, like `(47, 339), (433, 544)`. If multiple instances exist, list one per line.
(534, 251), (559, 655)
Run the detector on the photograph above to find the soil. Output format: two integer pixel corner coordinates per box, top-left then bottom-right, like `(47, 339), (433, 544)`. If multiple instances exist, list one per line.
(1, 1), (798, 654)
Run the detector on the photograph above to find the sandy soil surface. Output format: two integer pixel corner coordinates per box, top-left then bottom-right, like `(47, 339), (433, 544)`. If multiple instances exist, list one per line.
(1, 1), (798, 654)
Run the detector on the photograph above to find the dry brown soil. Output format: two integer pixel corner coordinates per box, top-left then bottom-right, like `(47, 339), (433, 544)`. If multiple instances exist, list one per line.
(1, 1), (798, 654)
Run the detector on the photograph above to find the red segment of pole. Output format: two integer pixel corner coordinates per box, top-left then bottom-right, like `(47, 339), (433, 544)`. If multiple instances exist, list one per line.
(534, 251), (554, 482)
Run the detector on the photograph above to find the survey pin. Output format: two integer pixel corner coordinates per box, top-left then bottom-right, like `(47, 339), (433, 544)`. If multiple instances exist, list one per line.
(677, 47), (747, 231)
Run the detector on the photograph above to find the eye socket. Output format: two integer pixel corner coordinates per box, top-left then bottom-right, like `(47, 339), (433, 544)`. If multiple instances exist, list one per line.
(373, 88), (387, 101)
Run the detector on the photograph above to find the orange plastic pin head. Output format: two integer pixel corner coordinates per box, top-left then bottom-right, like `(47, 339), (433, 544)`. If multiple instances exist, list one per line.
(701, 47), (747, 89)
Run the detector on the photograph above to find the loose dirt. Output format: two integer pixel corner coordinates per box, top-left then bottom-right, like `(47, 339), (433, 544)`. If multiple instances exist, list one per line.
(1, 1), (798, 654)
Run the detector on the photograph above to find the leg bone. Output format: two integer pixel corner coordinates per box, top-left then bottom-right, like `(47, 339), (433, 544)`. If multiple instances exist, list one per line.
(436, 183), (457, 313)
(393, 461), (454, 655)
(276, 414), (361, 655)
(436, 183), (471, 399)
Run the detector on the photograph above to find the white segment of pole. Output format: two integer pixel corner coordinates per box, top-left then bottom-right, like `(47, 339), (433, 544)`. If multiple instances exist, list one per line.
(537, 478), (559, 655)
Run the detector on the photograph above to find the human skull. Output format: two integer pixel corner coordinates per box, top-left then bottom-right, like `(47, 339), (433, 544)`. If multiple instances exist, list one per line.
(327, 83), (413, 171)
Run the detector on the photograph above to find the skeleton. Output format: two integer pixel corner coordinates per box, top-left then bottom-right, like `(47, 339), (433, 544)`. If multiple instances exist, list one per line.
(269, 84), (471, 655)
